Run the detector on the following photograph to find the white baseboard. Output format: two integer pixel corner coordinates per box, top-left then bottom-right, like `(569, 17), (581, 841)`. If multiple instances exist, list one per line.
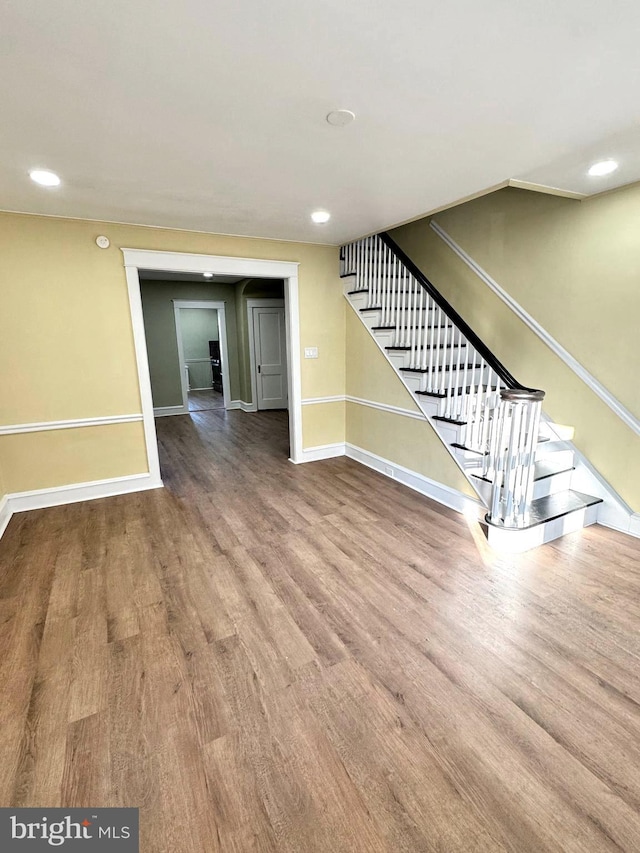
(0, 495), (11, 539)
(597, 509), (640, 539)
(0, 473), (163, 540)
(291, 438), (483, 516)
(154, 405), (188, 417)
(157, 400), (257, 415)
(293, 442), (346, 463)
(228, 400), (257, 413)
(345, 443), (483, 517)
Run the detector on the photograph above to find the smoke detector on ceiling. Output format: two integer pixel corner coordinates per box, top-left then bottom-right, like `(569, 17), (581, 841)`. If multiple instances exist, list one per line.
(326, 110), (355, 127)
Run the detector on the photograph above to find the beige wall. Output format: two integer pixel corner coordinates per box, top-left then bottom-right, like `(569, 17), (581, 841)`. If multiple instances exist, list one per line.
(302, 401), (346, 448)
(345, 307), (474, 496)
(390, 184), (640, 510)
(0, 423), (148, 494)
(0, 212), (344, 494)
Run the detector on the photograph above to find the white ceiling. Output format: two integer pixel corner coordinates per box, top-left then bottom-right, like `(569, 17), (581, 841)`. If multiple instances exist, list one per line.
(2, 0), (640, 245)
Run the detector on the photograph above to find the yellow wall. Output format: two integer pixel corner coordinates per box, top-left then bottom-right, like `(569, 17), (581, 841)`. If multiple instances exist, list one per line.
(0, 212), (345, 493)
(390, 185), (640, 510)
(0, 423), (148, 494)
(345, 308), (474, 496)
(302, 401), (346, 448)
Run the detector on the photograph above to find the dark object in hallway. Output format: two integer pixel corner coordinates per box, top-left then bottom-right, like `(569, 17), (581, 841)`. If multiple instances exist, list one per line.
(209, 339), (223, 393)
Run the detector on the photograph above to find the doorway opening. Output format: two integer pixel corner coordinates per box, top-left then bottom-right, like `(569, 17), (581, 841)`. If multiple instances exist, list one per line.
(123, 248), (302, 487)
(248, 298), (288, 411)
(173, 301), (228, 413)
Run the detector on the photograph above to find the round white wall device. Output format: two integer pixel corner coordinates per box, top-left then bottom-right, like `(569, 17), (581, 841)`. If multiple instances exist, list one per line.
(96, 235), (110, 249)
(326, 109), (356, 127)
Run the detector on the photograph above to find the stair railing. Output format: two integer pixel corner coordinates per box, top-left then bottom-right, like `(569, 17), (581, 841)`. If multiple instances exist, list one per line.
(487, 389), (545, 527)
(341, 232), (545, 530)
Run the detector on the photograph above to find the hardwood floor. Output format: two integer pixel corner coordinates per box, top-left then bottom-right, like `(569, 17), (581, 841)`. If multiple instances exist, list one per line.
(1, 408), (640, 851)
(188, 388), (225, 411)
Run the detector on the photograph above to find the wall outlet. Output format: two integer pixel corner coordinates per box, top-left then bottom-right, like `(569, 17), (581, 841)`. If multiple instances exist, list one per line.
(304, 347), (318, 359)
(384, 465), (394, 477)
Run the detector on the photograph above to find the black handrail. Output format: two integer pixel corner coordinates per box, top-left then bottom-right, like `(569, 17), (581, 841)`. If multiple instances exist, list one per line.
(379, 231), (537, 392)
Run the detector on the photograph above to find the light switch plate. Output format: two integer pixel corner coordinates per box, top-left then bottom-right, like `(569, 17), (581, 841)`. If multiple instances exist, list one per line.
(304, 347), (318, 359)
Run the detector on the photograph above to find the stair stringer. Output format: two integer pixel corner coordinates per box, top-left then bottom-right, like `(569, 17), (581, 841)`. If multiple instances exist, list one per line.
(344, 282), (489, 515)
(344, 279), (609, 550)
(538, 414), (637, 535)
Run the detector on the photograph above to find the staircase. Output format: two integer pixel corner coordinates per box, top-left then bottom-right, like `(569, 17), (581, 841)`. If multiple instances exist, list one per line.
(341, 232), (602, 552)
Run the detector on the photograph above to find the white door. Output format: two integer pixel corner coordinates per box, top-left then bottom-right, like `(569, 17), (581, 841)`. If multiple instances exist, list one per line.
(253, 307), (288, 410)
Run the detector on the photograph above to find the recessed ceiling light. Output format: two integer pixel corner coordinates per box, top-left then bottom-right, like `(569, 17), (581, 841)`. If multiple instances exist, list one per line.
(29, 169), (61, 187)
(588, 160), (618, 177)
(203, 272), (213, 278)
(311, 210), (331, 224)
(326, 109), (356, 127)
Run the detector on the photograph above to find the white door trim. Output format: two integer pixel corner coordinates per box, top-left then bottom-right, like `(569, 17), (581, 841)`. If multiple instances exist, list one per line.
(121, 248), (302, 471)
(247, 298), (285, 413)
(173, 300), (230, 412)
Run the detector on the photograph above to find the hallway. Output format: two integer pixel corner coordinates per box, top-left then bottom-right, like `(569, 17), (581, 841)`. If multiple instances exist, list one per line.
(188, 389), (225, 412)
(1, 409), (640, 851)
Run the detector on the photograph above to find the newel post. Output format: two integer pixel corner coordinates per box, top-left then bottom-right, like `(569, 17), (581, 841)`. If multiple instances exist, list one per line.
(487, 388), (545, 529)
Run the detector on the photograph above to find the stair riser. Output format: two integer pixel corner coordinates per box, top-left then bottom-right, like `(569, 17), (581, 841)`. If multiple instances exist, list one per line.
(431, 419), (464, 446)
(486, 502), (599, 552)
(532, 469), (574, 499)
(358, 311), (451, 346)
(536, 443), (573, 462)
(416, 398), (441, 419)
(473, 468), (574, 504)
(347, 290), (369, 309)
(402, 367), (486, 393)
(387, 352), (410, 370)
(362, 311), (442, 330)
(387, 345), (476, 370)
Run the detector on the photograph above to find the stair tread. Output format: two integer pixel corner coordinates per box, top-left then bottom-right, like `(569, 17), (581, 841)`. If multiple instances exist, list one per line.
(451, 442), (488, 456)
(522, 490), (603, 528)
(471, 458), (575, 484)
(432, 415), (467, 426)
(360, 306), (436, 313)
(402, 364), (482, 373)
(373, 324), (452, 331)
(349, 288), (431, 294)
(452, 433), (550, 455)
(386, 344), (457, 351)
(416, 386), (498, 398)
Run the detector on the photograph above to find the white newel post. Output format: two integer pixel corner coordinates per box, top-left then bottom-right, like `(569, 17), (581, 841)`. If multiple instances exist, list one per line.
(488, 388), (545, 528)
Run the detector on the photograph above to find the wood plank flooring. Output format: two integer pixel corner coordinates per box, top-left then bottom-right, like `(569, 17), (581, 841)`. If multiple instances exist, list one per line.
(1, 407), (640, 851)
(189, 389), (225, 411)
